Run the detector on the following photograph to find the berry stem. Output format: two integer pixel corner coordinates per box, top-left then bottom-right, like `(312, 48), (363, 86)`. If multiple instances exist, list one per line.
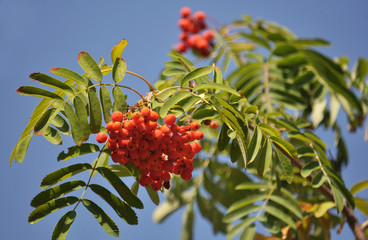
(126, 70), (154, 92)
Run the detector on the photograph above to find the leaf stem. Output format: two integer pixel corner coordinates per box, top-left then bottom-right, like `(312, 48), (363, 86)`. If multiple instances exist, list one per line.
(126, 70), (154, 92)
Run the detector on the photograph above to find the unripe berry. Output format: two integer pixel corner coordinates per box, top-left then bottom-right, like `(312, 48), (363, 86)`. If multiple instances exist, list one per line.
(96, 132), (107, 143)
(164, 114), (176, 125)
(210, 121), (219, 129)
(111, 111), (124, 122)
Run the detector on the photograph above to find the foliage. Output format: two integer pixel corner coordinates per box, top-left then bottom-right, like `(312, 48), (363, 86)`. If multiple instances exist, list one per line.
(11, 10), (368, 240)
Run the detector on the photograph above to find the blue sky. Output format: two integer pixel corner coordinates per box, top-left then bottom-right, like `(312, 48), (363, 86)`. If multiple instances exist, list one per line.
(1, 1), (367, 239)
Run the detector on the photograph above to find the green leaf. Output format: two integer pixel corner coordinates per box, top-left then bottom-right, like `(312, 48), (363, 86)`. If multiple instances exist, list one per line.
(213, 66), (224, 92)
(301, 161), (320, 178)
(28, 197), (78, 224)
(31, 180), (85, 207)
(256, 139), (273, 177)
(82, 199), (119, 237)
(275, 148), (294, 184)
(159, 91), (191, 117)
(239, 224), (256, 240)
(30, 72), (73, 94)
(153, 193), (192, 222)
(294, 71), (315, 86)
(57, 143), (100, 161)
(78, 51), (103, 82)
(273, 43), (298, 56)
(235, 182), (271, 190)
(353, 58), (368, 87)
(269, 195), (303, 219)
(162, 68), (186, 76)
(112, 58), (127, 84)
(192, 108), (218, 121)
(182, 203), (194, 240)
(105, 164), (133, 177)
(64, 102), (84, 145)
(176, 95), (201, 113)
(181, 66), (213, 87)
(111, 39), (128, 64)
(313, 201), (336, 218)
(41, 163), (92, 189)
(217, 124), (231, 152)
(240, 32), (271, 49)
(96, 167), (143, 209)
(228, 194), (268, 212)
(354, 198), (368, 217)
(88, 88), (102, 133)
(89, 184), (138, 225)
(227, 216), (258, 239)
(270, 136), (298, 159)
(193, 82), (240, 97)
(42, 126), (63, 145)
(34, 108), (58, 136)
(146, 186), (160, 205)
(51, 210), (76, 240)
(15, 135), (32, 163)
(223, 205), (261, 223)
(51, 114), (70, 135)
(10, 98), (54, 164)
(17, 86), (64, 101)
(50, 67), (88, 87)
(264, 205), (296, 229)
(99, 87), (113, 123)
(331, 185), (344, 213)
(277, 53), (307, 68)
(258, 123), (280, 137)
(294, 38), (330, 46)
(112, 86), (127, 113)
(247, 126), (262, 164)
(312, 171), (326, 188)
(351, 179), (368, 195)
(73, 95), (90, 141)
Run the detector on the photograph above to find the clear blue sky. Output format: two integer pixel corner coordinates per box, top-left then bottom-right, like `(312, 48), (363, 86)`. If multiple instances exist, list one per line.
(1, 1), (367, 239)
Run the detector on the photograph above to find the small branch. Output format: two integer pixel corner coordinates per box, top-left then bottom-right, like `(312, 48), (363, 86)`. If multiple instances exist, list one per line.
(126, 70), (154, 92)
(275, 145), (367, 240)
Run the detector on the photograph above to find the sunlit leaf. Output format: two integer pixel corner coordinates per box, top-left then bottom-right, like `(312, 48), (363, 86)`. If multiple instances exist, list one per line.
(89, 184), (138, 225)
(73, 95), (90, 141)
(350, 179), (368, 195)
(112, 58), (126, 84)
(159, 91), (191, 117)
(28, 197), (78, 224)
(228, 194), (268, 212)
(82, 199), (119, 237)
(57, 143), (100, 161)
(105, 164), (133, 177)
(88, 88), (102, 133)
(270, 136), (298, 159)
(16, 86), (64, 101)
(331, 185), (344, 213)
(257, 139), (272, 177)
(51, 210), (76, 240)
(78, 51), (102, 82)
(30, 73), (73, 94)
(41, 163), (92, 189)
(275, 148), (294, 184)
(312, 171), (326, 188)
(313, 201), (335, 218)
(247, 126), (262, 164)
(111, 39), (128, 64)
(301, 161), (320, 178)
(193, 83), (240, 97)
(64, 102), (84, 145)
(99, 87), (113, 123)
(354, 198), (368, 217)
(192, 108), (218, 121)
(269, 195), (303, 219)
(15, 135), (32, 163)
(50, 67), (88, 87)
(112, 86), (127, 113)
(227, 216), (258, 239)
(96, 167), (143, 209)
(264, 205), (296, 229)
(224, 205), (261, 223)
(235, 182), (271, 190)
(181, 66), (213, 87)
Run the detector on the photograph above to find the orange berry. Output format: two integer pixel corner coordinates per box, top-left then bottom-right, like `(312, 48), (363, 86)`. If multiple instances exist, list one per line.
(141, 107), (151, 118)
(149, 111), (159, 122)
(111, 111), (124, 122)
(176, 42), (188, 53)
(203, 30), (214, 42)
(106, 121), (114, 131)
(111, 121), (122, 131)
(180, 7), (191, 18)
(194, 11), (206, 22)
(96, 132), (107, 143)
(164, 114), (176, 125)
(190, 121), (200, 131)
(131, 112), (141, 122)
(196, 37), (209, 50)
(178, 18), (191, 32)
(210, 121), (219, 129)
(194, 130), (204, 140)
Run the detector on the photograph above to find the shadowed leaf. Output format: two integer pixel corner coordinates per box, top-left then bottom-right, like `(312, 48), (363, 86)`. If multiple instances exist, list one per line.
(51, 210), (76, 240)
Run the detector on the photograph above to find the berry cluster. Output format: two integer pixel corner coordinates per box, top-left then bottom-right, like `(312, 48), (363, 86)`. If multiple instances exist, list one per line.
(96, 108), (205, 192)
(176, 7), (214, 57)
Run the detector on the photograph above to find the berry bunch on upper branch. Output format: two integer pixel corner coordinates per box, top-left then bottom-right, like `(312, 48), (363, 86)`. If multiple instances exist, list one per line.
(176, 7), (214, 57)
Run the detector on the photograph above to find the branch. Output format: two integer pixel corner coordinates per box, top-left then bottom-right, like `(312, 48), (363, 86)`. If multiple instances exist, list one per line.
(276, 145), (367, 240)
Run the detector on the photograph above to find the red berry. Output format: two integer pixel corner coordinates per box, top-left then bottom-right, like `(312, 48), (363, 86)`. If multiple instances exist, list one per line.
(111, 121), (122, 131)
(210, 121), (219, 129)
(190, 121), (200, 131)
(178, 18), (191, 32)
(139, 174), (152, 187)
(149, 111), (159, 122)
(96, 132), (107, 143)
(151, 180), (162, 191)
(181, 169), (192, 180)
(194, 11), (206, 22)
(179, 32), (189, 42)
(195, 37), (209, 50)
(193, 130), (204, 140)
(177, 42), (188, 53)
(180, 7), (191, 18)
(111, 111), (124, 122)
(164, 114), (176, 125)
(141, 107), (151, 118)
(106, 121), (114, 131)
(203, 30), (214, 42)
